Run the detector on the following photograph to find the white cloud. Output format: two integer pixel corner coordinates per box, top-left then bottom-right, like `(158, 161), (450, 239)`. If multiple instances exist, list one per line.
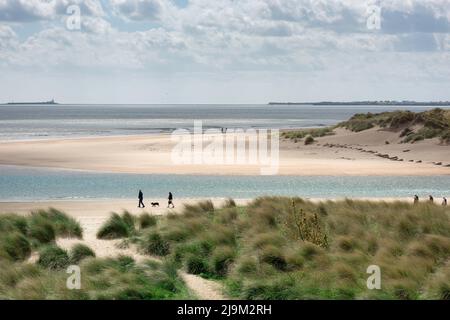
(0, 0), (105, 22)
(0, 0), (450, 102)
(110, 0), (173, 21)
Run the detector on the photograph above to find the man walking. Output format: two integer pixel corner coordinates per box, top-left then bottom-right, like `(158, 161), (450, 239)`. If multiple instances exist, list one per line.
(138, 190), (145, 208)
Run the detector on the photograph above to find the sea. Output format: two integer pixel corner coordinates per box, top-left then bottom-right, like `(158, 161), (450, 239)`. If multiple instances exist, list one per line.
(0, 104), (449, 201)
(0, 104), (445, 140)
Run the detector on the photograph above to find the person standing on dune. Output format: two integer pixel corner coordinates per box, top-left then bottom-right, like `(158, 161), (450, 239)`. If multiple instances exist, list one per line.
(138, 190), (145, 208)
(443, 197), (448, 206)
(168, 192), (175, 208)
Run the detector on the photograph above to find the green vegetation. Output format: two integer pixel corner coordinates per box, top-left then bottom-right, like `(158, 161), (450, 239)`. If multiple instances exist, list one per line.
(0, 209), (82, 261)
(69, 244), (96, 264)
(138, 213), (157, 229)
(337, 108), (450, 144)
(126, 197), (450, 299)
(0, 210), (190, 300)
(96, 211), (136, 239)
(2, 199), (450, 300)
(282, 127), (334, 142)
(304, 135), (315, 145)
(97, 211), (159, 238)
(0, 254), (190, 299)
(37, 245), (70, 270)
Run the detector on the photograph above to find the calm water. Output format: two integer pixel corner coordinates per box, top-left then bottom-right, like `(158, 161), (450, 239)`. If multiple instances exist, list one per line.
(0, 104), (445, 140)
(0, 166), (449, 201)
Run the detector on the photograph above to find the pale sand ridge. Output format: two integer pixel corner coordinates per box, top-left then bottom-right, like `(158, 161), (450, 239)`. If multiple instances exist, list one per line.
(0, 128), (448, 175)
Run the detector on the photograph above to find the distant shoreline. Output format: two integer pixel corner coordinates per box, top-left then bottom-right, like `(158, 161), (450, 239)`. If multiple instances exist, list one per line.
(4, 99), (58, 105)
(268, 101), (450, 106)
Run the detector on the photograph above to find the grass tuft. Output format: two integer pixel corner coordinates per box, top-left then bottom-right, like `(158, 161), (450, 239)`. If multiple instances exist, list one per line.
(69, 244), (96, 264)
(97, 212), (136, 239)
(37, 245), (70, 270)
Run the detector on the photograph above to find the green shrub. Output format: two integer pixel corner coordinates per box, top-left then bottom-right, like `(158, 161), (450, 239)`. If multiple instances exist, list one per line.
(70, 244), (96, 264)
(38, 245), (70, 270)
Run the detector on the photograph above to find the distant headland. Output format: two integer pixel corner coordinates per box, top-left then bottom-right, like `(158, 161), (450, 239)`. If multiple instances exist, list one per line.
(268, 100), (450, 106)
(4, 99), (58, 105)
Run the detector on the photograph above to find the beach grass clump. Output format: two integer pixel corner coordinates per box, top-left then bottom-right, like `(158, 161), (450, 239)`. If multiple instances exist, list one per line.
(0, 210), (83, 264)
(222, 198), (237, 208)
(97, 212), (136, 239)
(0, 214), (28, 235)
(0, 232), (31, 261)
(28, 220), (56, 245)
(69, 244), (96, 264)
(182, 200), (215, 216)
(423, 261), (450, 299)
(0, 254), (191, 299)
(138, 213), (157, 229)
(37, 245), (70, 270)
(282, 127), (334, 141)
(142, 231), (170, 256)
(211, 246), (235, 276)
(80, 257), (189, 300)
(186, 255), (210, 275)
(304, 135), (315, 145)
(30, 208), (82, 239)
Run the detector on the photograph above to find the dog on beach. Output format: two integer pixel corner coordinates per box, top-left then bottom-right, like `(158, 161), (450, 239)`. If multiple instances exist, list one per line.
(151, 202), (160, 207)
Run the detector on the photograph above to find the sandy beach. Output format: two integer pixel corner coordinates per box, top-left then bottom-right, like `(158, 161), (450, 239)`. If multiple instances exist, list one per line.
(0, 127), (448, 176)
(0, 198), (252, 217)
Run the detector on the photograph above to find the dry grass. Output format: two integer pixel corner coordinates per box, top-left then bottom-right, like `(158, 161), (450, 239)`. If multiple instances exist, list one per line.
(133, 197), (450, 299)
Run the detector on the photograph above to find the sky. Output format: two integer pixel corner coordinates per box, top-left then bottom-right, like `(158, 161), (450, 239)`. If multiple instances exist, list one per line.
(0, 0), (449, 104)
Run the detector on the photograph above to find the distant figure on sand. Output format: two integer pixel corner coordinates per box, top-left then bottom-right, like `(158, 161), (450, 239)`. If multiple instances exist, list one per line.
(138, 190), (145, 208)
(443, 197), (448, 206)
(414, 195), (419, 204)
(168, 192), (175, 208)
(429, 195), (434, 203)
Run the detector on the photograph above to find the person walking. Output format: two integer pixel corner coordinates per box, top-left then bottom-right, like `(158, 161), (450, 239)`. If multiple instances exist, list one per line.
(168, 192), (175, 208)
(414, 195), (419, 204)
(429, 195), (434, 203)
(138, 190), (145, 208)
(443, 197), (448, 206)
